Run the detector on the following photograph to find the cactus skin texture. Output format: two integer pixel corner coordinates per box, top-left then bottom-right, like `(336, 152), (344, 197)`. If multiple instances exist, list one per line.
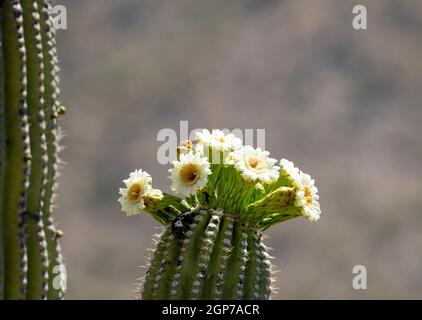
(141, 207), (272, 300)
(0, 0), (65, 300)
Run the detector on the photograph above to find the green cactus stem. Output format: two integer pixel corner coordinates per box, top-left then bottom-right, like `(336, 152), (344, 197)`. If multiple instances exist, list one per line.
(1, 1), (32, 299)
(36, 0), (65, 300)
(141, 207), (272, 300)
(0, 2), (5, 300)
(119, 131), (322, 300)
(21, 0), (49, 299)
(0, 0), (65, 300)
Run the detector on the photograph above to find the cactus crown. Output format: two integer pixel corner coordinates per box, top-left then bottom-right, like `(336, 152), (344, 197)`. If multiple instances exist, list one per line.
(0, 0), (65, 300)
(118, 129), (321, 299)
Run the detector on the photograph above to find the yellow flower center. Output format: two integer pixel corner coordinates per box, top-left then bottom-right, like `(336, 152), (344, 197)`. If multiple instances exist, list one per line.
(304, 186), (313, 205)
(127, 183), (143, 203)
(246, 155), (266, 172)
(180, 163), (201, 186)
(215, 137), (225, 143)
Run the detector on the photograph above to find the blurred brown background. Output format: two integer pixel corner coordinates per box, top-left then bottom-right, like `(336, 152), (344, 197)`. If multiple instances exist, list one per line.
(55, 0), (422, 299)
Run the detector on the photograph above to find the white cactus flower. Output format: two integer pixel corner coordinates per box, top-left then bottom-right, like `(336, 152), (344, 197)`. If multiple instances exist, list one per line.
(231, 146), (280, 183)
(169, 152), (211, 197)
(118, 169), (152, 216)
(293, 171), (321, 222)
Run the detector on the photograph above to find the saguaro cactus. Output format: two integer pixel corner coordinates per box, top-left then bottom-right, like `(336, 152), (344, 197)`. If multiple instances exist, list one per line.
(0, 0), (65, 300)
(118, 130), (321, 299)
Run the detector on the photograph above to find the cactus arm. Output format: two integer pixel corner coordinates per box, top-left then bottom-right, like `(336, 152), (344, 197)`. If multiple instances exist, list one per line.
(0, 7), (5, 300)
(36, 0), (65, 299)
(21, 0), (49, 299)
(0, 0), (65, 300)
(1, 0), (31, 299)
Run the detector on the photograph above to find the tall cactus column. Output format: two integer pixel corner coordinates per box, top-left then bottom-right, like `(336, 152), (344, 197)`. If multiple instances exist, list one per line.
(0, 0), (65, 300)
(118, 130), (322, 299)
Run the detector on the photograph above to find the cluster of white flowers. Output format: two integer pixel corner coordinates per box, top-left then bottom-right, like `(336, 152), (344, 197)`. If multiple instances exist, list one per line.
(170, 129), (240, 197)
(279, 159), (321, 221)
(119, 129), (320, 222)
(169, 129), (280, 194)
(195, 129), (242, 153)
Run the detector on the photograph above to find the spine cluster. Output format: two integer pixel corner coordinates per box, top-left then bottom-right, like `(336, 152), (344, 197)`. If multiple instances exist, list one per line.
(0, 0), (65, 300)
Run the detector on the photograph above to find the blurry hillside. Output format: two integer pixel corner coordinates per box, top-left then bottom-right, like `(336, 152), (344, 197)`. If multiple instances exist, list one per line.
(55, 0), (422, 299)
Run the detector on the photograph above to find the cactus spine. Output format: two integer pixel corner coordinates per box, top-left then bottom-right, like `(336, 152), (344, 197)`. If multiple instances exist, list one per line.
(119, 133), (322, 300)
(0, 0), (65, 300)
